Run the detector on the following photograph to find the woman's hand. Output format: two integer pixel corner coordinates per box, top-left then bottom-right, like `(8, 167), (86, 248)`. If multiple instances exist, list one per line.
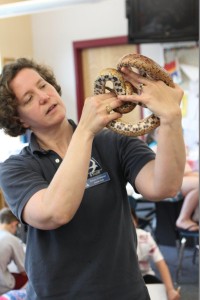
(78, 92), (123, 137)
(118, 67), (184, 126)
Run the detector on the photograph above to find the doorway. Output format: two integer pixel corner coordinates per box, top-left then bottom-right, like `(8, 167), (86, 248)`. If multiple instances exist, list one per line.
(73, 36), (142, 124)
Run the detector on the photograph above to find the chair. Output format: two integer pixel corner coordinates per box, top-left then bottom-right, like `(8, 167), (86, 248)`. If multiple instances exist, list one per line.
(154, 193), (184, 246)
(175, 229), (199, 283)
(128, 195), (156, 234)
(128, 187), (184, 245)
(129, 192), (199, 284)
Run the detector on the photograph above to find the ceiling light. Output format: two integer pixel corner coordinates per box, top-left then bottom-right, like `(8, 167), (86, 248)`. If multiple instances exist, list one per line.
(0, 0), (104, 19)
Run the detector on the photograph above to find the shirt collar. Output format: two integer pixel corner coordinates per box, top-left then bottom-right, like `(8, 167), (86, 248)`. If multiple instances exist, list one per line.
(28, 119), (77, 154)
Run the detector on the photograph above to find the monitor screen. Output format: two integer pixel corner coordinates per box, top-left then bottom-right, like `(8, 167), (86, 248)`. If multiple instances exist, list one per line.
(126, 0), (199, 43)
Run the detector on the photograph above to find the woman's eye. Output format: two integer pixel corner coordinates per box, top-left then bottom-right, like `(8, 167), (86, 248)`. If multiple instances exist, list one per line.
(40, 83), (46, 89)
(24, 96), (32, 104)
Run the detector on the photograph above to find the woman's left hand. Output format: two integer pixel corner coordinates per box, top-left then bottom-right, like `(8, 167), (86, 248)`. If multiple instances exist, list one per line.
(117, 67), (184, 126)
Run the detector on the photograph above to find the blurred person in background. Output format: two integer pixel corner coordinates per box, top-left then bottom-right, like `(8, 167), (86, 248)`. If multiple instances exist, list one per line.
(0, 208), (28, 295)
(131, 208), (180, 300)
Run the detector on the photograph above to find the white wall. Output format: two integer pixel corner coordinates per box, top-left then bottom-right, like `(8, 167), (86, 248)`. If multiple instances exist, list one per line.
(31, 0), (129, 121)
(32, 0), (192, 119)
(31, 0), (179, 122)
(30, 0), (198, 155)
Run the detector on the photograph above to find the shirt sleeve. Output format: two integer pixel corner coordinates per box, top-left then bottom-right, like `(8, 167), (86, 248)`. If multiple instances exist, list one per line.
(94, 130), (156, 193)
(0, 155), (48, 222)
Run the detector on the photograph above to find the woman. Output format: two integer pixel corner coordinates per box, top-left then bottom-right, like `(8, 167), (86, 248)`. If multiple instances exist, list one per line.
(0, 57), (185, 300)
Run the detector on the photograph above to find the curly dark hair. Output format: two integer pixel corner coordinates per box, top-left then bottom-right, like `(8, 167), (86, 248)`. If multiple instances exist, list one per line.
(0, 58), (62, 137)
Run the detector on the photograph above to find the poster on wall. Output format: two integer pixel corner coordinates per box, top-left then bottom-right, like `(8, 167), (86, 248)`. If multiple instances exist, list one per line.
(164, 44), (199, 150)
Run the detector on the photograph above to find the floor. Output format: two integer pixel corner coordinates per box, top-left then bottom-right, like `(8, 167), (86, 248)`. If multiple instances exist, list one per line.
(135, 199), (199, 300)
(159, 244), (199, 300)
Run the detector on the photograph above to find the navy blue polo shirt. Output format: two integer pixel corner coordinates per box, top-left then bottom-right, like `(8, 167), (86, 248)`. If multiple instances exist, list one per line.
(0, 120), (154, 300)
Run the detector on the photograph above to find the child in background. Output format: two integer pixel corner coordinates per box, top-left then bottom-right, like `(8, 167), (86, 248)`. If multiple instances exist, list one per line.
(131, 208), (180, 300)
(0, 208), (28, 295)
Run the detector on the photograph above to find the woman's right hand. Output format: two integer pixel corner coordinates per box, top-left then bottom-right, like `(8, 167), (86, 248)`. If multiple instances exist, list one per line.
(78, 93), (123, 137)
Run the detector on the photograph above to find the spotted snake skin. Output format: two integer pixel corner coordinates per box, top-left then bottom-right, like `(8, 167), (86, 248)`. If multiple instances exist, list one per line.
(94, 53), (175, 137)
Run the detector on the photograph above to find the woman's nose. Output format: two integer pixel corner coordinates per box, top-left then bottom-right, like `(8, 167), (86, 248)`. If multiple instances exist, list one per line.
(38, 91), (50, 103)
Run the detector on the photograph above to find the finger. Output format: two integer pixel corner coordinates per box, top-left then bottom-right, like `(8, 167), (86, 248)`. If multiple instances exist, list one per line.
(121, 67), (145, 80)
(117, 94), (144, 104)
(120, 67), (140, 82)
(120, 66), (148, 83)
(105, 99), (124, 112)
(120, 67), (150, 94)
(108, 111), (122, 119)
(95, 92), (117, 101)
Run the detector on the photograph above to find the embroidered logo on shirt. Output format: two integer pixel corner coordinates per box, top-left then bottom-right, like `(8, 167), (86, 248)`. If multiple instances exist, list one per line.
(86, 157), (110, 189)
(88, 157), (102, 178)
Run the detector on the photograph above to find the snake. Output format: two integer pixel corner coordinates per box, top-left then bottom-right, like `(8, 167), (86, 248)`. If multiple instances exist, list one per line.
(94, 53), (175, 137)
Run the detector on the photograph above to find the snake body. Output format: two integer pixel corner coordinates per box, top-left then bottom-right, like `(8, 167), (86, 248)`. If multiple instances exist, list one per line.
(94, 68), (137, 114)
(94, 53), (175, 137)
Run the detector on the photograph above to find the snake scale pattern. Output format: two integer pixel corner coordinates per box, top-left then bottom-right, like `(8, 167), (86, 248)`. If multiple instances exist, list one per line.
(94, 53), (175, 137)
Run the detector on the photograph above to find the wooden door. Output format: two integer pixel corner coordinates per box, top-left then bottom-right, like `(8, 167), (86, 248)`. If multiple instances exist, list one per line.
(73, 36), (142, 124)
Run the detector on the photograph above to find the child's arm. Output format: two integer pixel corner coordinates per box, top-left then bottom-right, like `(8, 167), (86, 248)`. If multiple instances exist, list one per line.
(156, 259), (180, 300)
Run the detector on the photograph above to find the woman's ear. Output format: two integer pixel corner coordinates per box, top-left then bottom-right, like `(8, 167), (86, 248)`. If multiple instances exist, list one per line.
(19, 119), (30, 129)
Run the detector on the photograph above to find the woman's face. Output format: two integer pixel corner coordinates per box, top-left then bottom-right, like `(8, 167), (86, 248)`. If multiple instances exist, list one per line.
(10, 68), (66, 133)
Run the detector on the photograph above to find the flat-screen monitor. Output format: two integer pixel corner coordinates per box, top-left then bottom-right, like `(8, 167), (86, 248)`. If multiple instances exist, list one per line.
(126, 0), (199, 44)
